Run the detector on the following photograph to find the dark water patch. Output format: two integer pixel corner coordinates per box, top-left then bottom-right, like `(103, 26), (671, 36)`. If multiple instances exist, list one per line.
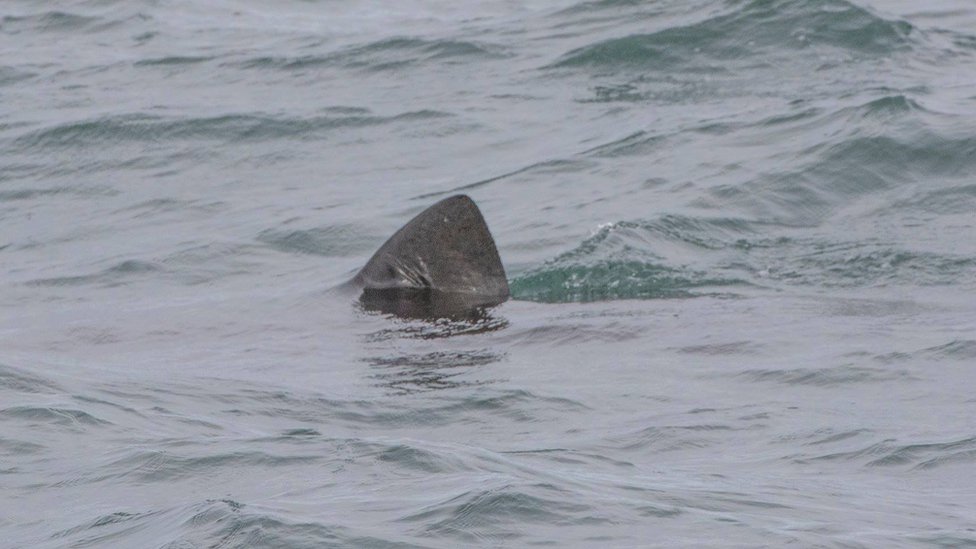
(548, 0), (914, 71)
(240, 37), (508, 73)
(26, 259), (164, 288)
(677, 340), (761, 355)
(281, 428), (320, 437)
(580, 129), (669, 157)
(366, 350), (502, 395)
(321, 106), (373, 115)
(0, 184), (117, 202)
(804, 428), (871, 446)
(0, 405), (110, 427)
(0, 363), (63, 394)
(554, 0), (664, 17)
(13, 110), (451, 149)
(0, 187), (70, 201)
(258, 224), (380, 257)
(134, 56), (213, 67)
(738, 365), (914, 387)
(1, 11), (101, 33)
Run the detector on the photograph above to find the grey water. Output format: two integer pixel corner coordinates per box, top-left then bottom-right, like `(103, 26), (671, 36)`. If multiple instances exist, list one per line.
(2, 0), (976, 546)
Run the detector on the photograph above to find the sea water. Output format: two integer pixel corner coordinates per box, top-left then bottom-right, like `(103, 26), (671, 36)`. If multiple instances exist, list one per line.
(2, 1), (975, 546)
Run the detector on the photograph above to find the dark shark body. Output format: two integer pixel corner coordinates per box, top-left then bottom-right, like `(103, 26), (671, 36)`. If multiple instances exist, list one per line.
(351, 195), (509, 319)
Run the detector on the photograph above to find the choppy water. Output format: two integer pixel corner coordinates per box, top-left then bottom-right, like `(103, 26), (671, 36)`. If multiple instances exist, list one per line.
(3, 0), (976, 547)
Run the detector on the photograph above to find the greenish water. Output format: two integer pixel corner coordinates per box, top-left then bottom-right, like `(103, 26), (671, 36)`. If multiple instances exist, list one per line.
(2, 0), (975, 547)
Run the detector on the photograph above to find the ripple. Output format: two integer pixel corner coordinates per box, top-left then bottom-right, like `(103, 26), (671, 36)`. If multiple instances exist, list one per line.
(365, 350), (503, 394)
(514, 207), (976, 301)
(164, 499), (348, 549)
(363, 314), (510, 340)
(0, 66), (36, 87)
(0, 437), (45, 456)
(226, 387), (587, 428)
(53, 510), (163, 546)
(12, 110), (451, 149)
(96, 449), (321, 484)
(610, 424), (737, 452)
(803, 437), (976, 470)
(239, 37), (509, 73)
(0, 185), (117, 202)
(738, 365), (915, 387)
(0, 363), (63, 394)
(876, 340), (976, 364)
(26, 260), (164, 288)
(0, 405), (110, 428)
(1, 11), (101, 33)
(258, 224), (379, 257)
(401, 485), (599, 542)
(133, 56), (213, 67)
(892, 183), (976, 215)
(373, 443), (469, 474)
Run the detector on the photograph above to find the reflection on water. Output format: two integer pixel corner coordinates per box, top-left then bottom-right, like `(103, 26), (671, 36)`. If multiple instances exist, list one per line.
(358, 288), (508, 322)
(360, 303), (509, 394)
(361, 307), (509, 341)
(365, 350), (504, 394)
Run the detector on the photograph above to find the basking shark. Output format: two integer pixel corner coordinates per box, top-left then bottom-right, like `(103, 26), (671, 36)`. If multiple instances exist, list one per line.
(349, 194), (509, 319)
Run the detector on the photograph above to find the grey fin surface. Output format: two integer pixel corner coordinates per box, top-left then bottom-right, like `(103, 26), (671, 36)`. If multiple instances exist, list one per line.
(353, 195), (509, 318)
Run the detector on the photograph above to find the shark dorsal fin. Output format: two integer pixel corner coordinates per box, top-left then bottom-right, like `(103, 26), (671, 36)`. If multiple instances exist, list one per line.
(354, 195), (509, 309)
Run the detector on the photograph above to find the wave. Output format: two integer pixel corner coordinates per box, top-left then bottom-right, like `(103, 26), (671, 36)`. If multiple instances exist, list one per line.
(510, 219), (752, 303)
(510, 213), (975, 302)
(0, 405), (111, 428)
(549, 0), (915, 71)
(802, 436), (976, 470)
(402, 485), (601, 542)
(0, 363), (64, 394)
